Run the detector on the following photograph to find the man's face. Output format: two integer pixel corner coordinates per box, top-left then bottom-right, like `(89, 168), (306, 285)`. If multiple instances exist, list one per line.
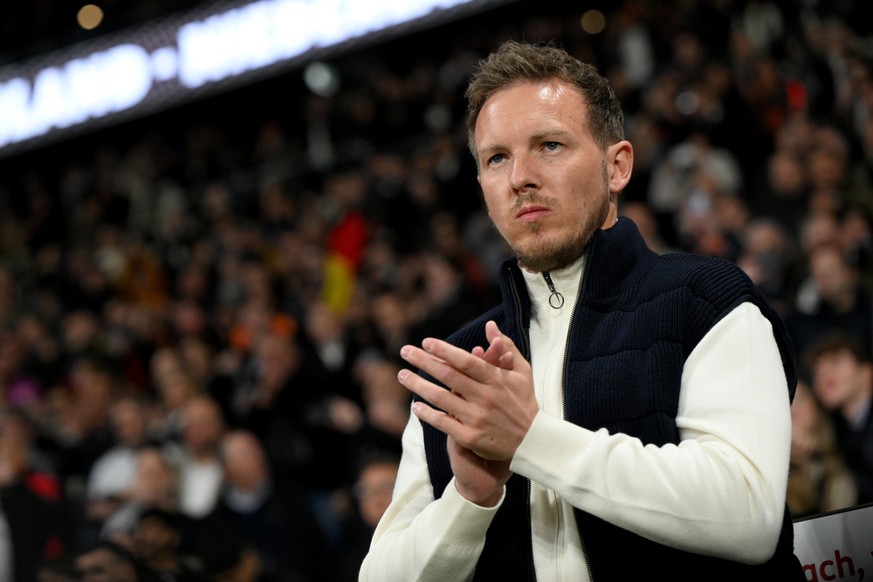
(474, 79), (626, 273)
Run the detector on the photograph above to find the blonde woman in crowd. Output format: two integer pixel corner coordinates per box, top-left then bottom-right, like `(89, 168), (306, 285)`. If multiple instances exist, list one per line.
(787, 380), (857, 517)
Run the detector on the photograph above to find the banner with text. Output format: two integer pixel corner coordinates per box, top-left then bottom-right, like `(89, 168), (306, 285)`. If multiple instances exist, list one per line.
(794, 504), (873, 582)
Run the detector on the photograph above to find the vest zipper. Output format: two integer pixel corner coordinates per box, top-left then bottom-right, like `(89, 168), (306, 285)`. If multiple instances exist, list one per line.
(542, 272), (565, 309)
(506, 264), (534, 580)
(561, 251), (595, 582)
(506, 263), (532, 361)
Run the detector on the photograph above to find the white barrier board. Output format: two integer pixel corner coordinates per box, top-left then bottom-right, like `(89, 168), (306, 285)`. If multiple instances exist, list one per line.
(794, 504), (873, 581)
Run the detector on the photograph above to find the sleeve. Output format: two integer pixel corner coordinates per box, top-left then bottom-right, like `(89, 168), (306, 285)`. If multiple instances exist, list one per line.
(358, 410), (504, 582)
(510, 302), (792, 564)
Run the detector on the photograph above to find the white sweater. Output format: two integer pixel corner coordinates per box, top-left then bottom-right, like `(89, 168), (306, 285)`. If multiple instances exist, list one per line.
(359, 257), (792, 582)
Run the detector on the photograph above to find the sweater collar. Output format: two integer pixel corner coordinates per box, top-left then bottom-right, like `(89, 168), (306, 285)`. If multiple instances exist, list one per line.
(520, 254), (585, 316)
(497, 217), (654, 337)
(502, 217), (653, 303)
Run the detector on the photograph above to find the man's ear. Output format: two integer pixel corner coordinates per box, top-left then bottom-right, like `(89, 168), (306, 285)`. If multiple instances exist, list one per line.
(607, 140), (633, 194)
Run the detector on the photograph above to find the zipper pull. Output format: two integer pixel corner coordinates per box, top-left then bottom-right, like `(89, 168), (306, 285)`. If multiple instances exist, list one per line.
(542, 272), (564, 309)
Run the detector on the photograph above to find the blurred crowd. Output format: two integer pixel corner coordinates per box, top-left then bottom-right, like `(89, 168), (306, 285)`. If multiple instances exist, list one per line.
(1, 1), (873, 580)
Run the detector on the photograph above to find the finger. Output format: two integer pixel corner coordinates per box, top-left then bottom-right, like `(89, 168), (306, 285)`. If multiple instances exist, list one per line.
(485, 321), (518, 355)
(401, 341), (493, 388)
(412, 399), (464, 437)
(484, 321), (523, 367)
(462, 337), (507, 370)
(398, 367), (472, 418)
(476, 341), (507, 368)
(482, 321), (514, 369)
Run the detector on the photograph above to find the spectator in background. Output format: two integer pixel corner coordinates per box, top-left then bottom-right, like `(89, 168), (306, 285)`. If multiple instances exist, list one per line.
(798, 210), (842, 258)
(804, 127), (851, 217)
(186, 519), (262, 582)
(405, 251), (486, 347)
(128, 508), (206, 582)
(618, 200), (675, 255)
(786, 242), (873, 360)
(75, 539), (158, 582)
(735, 216), (800, 316)
(35, 556), (80, 582)
(839, 202), (873, 292)
(11, 310), (65, 400)
(100, 446), (180, 547)
(336, 452), (399, 581)
(224, 327), (351, 520)
(367, 290), (414, 359)
(224, 331), (303, 431)
(668, 134), (745, 262)
(298, 300), (363, 409)
(429, 212), (493, 304)
(0, 407), (70, 581)
(163, 394), (226, 521)
(293, 301), (368, 549)
(210, 429), (331, 582)
(353, 355), (409, 455)
(787, 380), (857, 517)
(805, 332), (873, 505)
(147, 347), (201, 443)
(82, 394), (156, 545)
(754, 148), (808, 233)
(647, 131), (743, 247)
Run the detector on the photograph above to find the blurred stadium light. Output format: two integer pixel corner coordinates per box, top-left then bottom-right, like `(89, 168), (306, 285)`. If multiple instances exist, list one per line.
(0, 0), (515, 159)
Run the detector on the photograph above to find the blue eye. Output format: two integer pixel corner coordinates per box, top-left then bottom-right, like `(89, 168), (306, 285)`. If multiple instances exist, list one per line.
(544, 141), (561, 151)
(487, 153), (507, 165)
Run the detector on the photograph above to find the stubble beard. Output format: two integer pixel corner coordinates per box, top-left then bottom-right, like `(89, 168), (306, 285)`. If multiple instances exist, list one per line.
(513, 197), (608, 273)
(512, 164), (612, 273)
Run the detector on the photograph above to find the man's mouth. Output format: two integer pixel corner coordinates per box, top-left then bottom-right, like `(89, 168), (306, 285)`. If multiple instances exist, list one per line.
(516, 205), (550, 221)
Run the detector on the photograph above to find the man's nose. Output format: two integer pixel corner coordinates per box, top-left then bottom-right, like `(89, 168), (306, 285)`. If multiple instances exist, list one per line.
(509, 155), (540, 193)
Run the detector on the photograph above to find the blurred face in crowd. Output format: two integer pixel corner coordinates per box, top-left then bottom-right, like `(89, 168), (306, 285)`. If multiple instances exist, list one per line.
(474, 79), (632, 273)
(789, 381), (821, 464)
(811, 349), (873, 419)
(356, 461), (399, 529)
(809, 245), (858, 310)
(76, 547), (137, 582)
(131, 514), (179, 562)
(110, 398), (147, 446)
(767, 150), (806, 196)
(132, 447), (177, 507)
(221, 430), (269, 492)
(182, 396), (225, 456)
